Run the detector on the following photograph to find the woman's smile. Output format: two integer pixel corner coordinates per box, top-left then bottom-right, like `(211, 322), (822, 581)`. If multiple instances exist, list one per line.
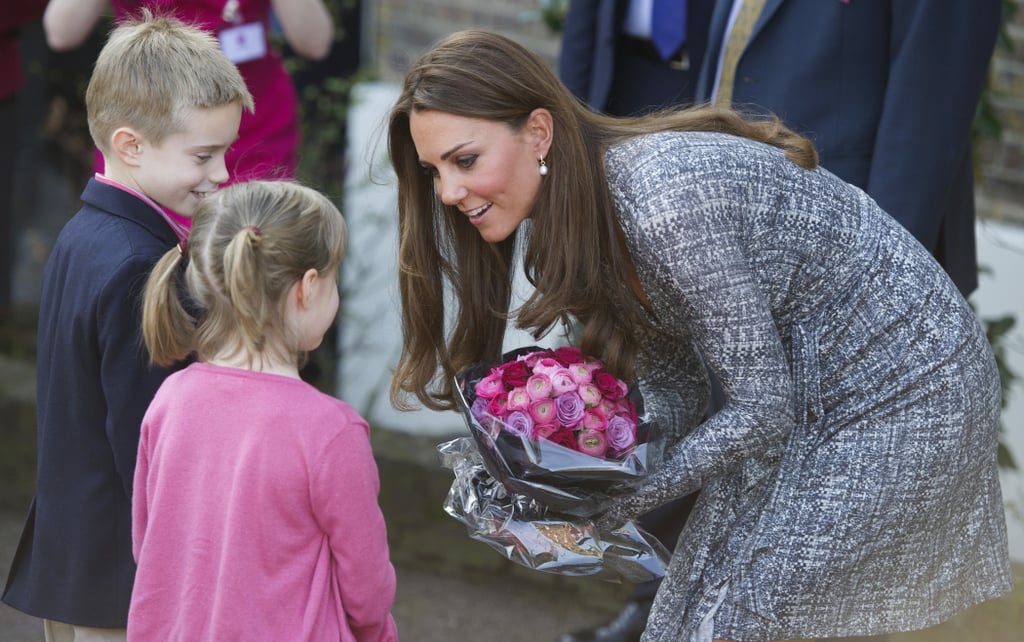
(464, 202), (492, 222)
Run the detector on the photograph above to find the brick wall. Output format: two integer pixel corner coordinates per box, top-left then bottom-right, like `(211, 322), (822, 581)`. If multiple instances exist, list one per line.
(370, 0), (1024, 227)
(371, 0), (560, 81)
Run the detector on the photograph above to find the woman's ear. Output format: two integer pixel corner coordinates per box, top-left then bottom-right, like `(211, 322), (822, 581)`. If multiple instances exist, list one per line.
(111, 127), (144, 167)
(527, 108), (554, 158)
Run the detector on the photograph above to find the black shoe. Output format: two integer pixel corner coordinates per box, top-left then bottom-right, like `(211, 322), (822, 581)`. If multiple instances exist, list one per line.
(557, 600), (652, 642)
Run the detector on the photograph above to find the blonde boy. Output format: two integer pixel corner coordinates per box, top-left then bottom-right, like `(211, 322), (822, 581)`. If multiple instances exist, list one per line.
(2, 12), (252, 641)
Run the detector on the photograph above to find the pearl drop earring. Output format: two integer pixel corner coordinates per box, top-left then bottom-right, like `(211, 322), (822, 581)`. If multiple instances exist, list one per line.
(538, 156), (549, 176)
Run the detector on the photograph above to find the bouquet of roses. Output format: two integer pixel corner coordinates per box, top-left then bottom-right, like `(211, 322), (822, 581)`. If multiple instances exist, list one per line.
(438, 436), (670, 583)
(455, 345), (660, 516)
(437, 346), (668, 583)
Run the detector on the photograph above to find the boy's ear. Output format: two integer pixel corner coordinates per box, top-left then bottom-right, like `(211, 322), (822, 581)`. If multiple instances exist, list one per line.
(111, 127), (144, 167)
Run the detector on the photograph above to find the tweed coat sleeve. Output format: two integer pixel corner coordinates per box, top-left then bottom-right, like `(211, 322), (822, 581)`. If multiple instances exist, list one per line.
(598, 132), (796, 526)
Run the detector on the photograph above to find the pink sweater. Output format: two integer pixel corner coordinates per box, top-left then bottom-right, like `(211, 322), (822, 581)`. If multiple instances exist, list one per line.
(129, 363), (398, 641)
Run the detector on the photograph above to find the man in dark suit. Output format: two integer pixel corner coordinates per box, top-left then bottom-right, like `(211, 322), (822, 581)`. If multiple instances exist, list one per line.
(560, 0), (715, 116)
(698, 0), (1002, 297)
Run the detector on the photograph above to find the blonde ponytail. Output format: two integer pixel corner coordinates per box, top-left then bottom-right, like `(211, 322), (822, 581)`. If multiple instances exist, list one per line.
(142, 245), (195, 366)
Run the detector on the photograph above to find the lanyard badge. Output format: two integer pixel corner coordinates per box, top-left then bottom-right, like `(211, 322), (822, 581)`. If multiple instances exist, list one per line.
(219, 0), (267, 64)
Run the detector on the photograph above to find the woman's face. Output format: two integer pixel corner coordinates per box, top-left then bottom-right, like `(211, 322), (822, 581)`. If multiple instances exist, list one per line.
(409, 109), (550, 244)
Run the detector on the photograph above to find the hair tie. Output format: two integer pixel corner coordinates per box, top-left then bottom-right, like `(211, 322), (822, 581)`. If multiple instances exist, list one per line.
(246, 225), (262, 237)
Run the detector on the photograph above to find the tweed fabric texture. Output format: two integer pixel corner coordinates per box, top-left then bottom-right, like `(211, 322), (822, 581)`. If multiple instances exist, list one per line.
(602, 132), (1012, 640)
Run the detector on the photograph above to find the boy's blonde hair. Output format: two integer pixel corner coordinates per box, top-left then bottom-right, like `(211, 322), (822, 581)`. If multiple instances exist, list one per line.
(143, 181), (348, 369)
(86, 10), (254, 155)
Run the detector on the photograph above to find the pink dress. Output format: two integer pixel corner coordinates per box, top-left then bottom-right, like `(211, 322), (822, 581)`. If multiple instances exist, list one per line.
(129, 363), (398, 641)
(107, 0), (300, 183)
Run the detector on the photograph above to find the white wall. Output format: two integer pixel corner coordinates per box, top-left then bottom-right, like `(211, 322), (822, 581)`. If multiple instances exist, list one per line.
(339, 82), (1024, 560)
(974, 222), (1024, 561)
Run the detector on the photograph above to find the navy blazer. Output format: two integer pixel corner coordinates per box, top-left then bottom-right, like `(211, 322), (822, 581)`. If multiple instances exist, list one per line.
(3, 179), (182, 626)
(560, 0), (715, 113)
(696, 0), (1001, 296)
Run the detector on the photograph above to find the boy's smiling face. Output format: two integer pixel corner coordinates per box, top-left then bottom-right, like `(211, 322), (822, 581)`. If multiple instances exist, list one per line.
(112, 102), (243, 217)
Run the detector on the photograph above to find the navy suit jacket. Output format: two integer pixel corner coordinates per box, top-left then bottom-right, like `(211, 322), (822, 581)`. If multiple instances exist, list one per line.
(3, 179), (182, 626)
(696, 0), (1001, 296)
(560, 0), (715, 113)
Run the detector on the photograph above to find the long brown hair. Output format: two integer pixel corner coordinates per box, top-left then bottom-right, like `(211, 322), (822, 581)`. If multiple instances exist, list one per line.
(387, 29), (816, 412)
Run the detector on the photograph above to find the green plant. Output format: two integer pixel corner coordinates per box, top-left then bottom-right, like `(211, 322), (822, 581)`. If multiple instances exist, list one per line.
(518, 0), (569, 33)
(275, 0), (367, 199)
(973, 0), (1020, 470)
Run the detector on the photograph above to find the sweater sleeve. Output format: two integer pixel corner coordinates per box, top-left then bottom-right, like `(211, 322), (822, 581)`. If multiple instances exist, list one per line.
(601, 137), (796, 524)
(311, 410), (398, 642)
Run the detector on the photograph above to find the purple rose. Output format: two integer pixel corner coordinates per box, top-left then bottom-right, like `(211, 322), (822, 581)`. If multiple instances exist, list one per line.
(502, 410), (534, 439)
(606, 415), (637, 454)
(554, 391), (585, 428)
(470, 396), (490, 424)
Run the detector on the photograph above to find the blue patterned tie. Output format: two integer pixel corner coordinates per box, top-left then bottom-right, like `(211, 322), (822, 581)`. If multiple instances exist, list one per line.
(651, 0), (687, 61)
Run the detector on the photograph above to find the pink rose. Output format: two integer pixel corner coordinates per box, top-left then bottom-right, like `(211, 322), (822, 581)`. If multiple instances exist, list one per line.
(577, 382), (602, 407)
(519, 350), (551, 368)
(506, 386), (531, 411)
(525, 373), (553, 400)
(581, 407), (608, 431)
(598, 398), (619, 418)
(568, 362), (593, 385)
(549, 369), (578, 396)
(474, 369), (506, 399)
(487, 392), (509, 418)
(576, 429), (608, 457)
(528, 397), (556, 424)
(531, 357), (563, 378)
(617, 397), (639, 423)
(531, 423), (559, 440)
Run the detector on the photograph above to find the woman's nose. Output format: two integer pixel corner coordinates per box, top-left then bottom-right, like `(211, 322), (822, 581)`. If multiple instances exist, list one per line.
(437, 173), (466, 206)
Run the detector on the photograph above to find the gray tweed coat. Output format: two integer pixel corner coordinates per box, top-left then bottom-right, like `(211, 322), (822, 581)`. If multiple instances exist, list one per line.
(601, 132), (1012, 641)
